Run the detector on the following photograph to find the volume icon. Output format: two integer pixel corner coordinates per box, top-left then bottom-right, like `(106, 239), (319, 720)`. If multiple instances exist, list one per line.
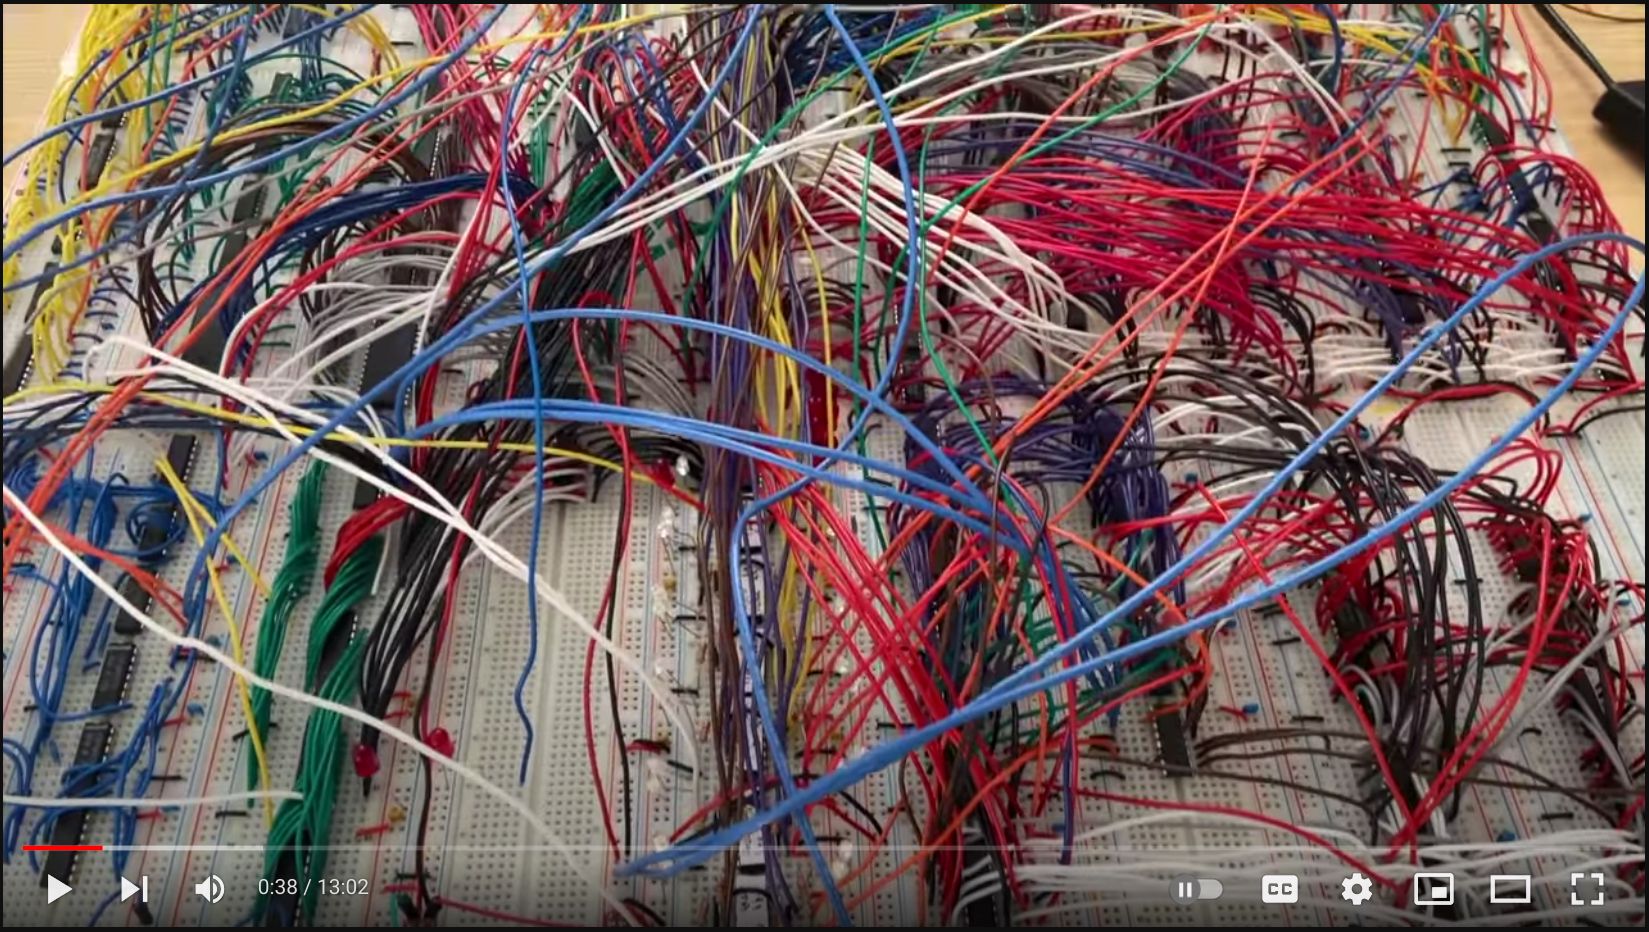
(193, 874), (225, 904)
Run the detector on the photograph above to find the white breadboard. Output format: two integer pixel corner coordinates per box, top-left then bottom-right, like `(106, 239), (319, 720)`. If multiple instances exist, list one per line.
(4, 6), (1645, 929)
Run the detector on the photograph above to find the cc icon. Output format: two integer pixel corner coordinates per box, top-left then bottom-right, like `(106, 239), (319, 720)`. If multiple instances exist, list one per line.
(1262, 874), (1299, 904)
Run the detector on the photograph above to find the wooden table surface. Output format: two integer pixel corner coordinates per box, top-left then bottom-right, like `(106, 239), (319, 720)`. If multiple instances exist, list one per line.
(5, 4), (1645, 240)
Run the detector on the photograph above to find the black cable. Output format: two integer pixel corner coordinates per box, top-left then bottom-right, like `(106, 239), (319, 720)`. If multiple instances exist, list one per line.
(1533, 5), (1617, 85)
(603, 457), (635, 859)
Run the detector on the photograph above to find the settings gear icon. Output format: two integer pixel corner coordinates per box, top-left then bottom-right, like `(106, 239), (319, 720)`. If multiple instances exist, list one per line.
(1340, 872), (1375, 906)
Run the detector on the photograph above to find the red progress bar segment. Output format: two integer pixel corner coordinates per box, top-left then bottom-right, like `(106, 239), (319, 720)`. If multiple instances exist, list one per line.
(24, 844), (103, 851)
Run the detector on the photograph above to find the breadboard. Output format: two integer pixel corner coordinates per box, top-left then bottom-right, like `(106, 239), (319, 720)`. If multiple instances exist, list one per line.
(4, 6), (1645, 928)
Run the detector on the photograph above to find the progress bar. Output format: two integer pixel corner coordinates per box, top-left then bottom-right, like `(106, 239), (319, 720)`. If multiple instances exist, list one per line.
(18, 843), (1095, 853)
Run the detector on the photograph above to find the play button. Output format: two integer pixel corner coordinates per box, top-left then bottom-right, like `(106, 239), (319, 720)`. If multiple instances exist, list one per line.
(120, 876), (140, 902)
(46, 874), (72, 904)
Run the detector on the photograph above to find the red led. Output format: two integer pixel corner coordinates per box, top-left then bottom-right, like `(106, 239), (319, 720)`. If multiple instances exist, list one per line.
(428, 727), (455, 758)
(640, 460), (677, 491)
(352, 743), (380, 779)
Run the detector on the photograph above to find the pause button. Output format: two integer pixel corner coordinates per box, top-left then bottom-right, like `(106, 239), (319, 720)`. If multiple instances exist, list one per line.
(1171, 876), (1225, 903)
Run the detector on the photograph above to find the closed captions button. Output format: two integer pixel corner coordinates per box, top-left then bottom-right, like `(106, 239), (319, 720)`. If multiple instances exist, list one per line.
(1262, 874), (1300, 904)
